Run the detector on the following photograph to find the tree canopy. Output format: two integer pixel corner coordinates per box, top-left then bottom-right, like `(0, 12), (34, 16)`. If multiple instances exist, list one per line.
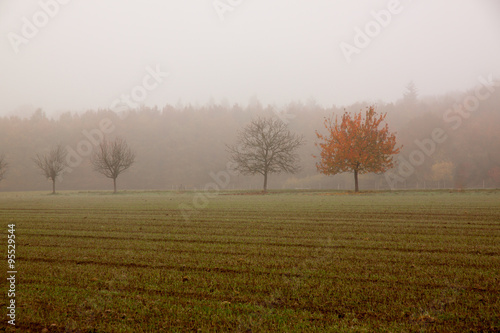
(315, 106), (401, 192)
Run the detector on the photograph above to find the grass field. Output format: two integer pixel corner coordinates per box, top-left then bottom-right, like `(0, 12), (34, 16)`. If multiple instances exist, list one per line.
(1, 189), (499, 332)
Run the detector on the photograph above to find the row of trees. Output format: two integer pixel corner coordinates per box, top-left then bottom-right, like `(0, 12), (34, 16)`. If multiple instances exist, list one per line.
(0, 84), (499, 192)
(228, 106), (400, 192)
(1, 106), (398, 193)
(28, 138), (135, 194)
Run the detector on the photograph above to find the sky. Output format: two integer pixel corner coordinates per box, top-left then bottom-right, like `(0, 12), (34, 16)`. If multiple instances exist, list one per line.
(1, 0), (499, 117)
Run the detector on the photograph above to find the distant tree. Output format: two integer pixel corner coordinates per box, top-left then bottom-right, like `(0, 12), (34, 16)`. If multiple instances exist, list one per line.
(30, 108), (47, 123)
(315, 106), (401, 192)
(33, 145), (68, 194)
(403, 81), (418, 105)
(0, 154), (8, 183)
(91, 137), (136, 193)
(431, 161), (454, 186)
(227, 117), (304, 192)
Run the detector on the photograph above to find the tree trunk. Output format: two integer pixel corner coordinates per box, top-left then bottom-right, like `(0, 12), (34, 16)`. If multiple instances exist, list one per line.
(52, 179), (56, 194)
(263, 172), (268, 192)
(113, 178), (117, 193)
(354, 169), (359, 192)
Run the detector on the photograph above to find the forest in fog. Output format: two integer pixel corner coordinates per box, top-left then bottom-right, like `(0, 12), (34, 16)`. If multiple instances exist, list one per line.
(0, 84), (499, 192)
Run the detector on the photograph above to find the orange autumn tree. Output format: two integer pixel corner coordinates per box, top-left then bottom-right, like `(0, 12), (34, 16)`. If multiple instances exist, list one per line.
(315, 106), (401, 192)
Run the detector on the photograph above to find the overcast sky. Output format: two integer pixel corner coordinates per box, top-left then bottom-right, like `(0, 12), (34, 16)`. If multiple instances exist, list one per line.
(1, 0), (499, 117)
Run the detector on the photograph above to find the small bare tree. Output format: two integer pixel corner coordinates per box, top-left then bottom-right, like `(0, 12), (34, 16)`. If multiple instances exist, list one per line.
(227, 117), (304, 192)
(0, 154), (8, 183)
(91, 137), (135, 193)
(33, 145), (68, 194)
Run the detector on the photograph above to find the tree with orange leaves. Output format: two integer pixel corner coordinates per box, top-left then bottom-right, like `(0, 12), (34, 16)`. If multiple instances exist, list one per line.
(315, 106), (401, 192)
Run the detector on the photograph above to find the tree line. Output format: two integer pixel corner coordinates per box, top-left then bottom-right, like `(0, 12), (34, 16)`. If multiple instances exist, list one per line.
(0, 84), (499, 192)
(31, 138), (135, 194)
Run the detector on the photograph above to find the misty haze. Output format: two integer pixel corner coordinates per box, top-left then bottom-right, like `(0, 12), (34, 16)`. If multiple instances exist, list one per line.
(0, 1), (499, 332)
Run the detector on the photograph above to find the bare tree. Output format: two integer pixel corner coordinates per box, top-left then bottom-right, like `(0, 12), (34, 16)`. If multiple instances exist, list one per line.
(227, 117), (304, 192)
(0, 154), (8, 183)
(33, 145), (68, 194)
(91, 137), (135, 193)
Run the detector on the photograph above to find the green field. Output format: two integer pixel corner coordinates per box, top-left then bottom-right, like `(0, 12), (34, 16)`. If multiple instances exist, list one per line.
(1, 190), (499, 332)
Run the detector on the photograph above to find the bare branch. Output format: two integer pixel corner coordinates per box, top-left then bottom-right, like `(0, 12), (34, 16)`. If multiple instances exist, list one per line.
(33, 145), (68, 194)
(227, 117), (304, 191)
(91, 137), (135, 192)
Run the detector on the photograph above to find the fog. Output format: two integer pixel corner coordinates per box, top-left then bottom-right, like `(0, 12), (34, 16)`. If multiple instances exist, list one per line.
(1, 0), (499, 116)
(1, 1), (499, 192)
